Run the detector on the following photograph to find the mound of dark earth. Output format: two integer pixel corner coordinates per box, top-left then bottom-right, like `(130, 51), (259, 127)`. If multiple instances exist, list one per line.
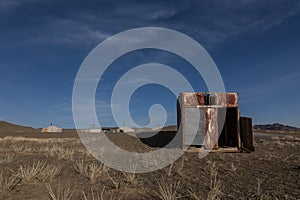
(0, 121), (36, 132)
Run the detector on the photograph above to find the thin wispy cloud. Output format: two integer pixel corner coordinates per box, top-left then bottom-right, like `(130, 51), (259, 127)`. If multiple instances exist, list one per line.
(0, 0), (21, 9)
(1, 0), (299, 48)
(240, 72), (300, 104)
(1, 0), (299, 127)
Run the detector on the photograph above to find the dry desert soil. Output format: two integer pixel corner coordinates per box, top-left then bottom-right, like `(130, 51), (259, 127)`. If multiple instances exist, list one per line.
(0, 130), (299, 200)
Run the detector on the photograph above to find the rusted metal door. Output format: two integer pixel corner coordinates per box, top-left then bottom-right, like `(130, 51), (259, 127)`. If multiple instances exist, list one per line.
(240, 117), (255, 151)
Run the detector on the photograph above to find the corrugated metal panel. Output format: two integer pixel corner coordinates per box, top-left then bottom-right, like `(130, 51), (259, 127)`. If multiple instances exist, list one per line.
(183, 107), (205, 145)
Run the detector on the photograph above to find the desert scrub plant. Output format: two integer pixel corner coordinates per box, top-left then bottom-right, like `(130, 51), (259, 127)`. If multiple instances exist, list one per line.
(14, 160), (46, 183)
(22, 145), (37, 153)
(57, 148), (74, 161)
(165, 157), (187, 178)
(0, 172), (20, 191)
(82, 187), (106, 200)
(166, 162), (175, 177)
(38, 164), (61, 182)
(12, 144), (24, 152)
(106, 170), (121, 189)
(88, 162), (107, 184)
(45, 183), (74, 200)
(74, 160), (88, 175)
(121, 171), (137, 186)
(77, 148), (92, 158)
(155, 178), (181, 200)
(74, 160), (107, 184)
(83, 186), (126, 200)
(121, 163), (138, 186)
(175, 156), (188, 177)
(44, 145), (74, 161)
(49, 145), (62, 157)
(206, 161), (222, 200)
(108, 189), (127, 200)
(0, 154), (15, 164)
(187, 190), (201, 200)
(106, 170), (129, 190)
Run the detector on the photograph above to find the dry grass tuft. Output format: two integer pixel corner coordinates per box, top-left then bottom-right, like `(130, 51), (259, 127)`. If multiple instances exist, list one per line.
(155, 178), (181, 200)
(167, 162), (174, 177)
(82, 186), (126, 200)
(82, 187), (105, 200)
(14, 160), (46, 183)
(45, 183), (74, 200)
(74, 160), (107, 184)
(106, 171), (124, 189)
(121, 163), (138, 186)
(38, 164), (61, 182)
(56, 147), (74, 161)
(187, 190), (201, 200)
(0, 172), (20, 191)
(166, 157), (187, 178)
(74, 160), (87, 175)
(0, 136), (79, 144)
(175, 156), (187, 177)
(77, 148), (92, 158)
(44, 145), (74, 161)
(88, 162), (107, 184)
(12, 145), (24, 152)
(0, 154), (16, 164)
(206, 161), (222, 200)
(122, 171), (137, 186)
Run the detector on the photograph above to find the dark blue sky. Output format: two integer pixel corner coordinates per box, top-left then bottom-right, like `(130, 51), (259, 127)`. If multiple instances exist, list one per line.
(0, 0), (299, 128)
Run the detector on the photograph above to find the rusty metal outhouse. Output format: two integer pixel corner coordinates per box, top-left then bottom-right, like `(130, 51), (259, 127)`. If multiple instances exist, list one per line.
(177, 92), (254, 152)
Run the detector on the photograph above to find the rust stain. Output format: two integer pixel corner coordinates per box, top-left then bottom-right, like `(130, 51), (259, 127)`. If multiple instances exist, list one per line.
(183, 94), (202, 106)
(182, 92), (238, 107)
(226, 93), (238, 107)
(196, 93), (205, 105)
(215, 93), (226, 106)
(204, 108), (218, 150)
(184, 94), (199, 106)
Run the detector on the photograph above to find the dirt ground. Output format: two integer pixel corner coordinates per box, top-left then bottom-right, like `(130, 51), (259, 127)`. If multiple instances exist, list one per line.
(0, 131), (299, 200)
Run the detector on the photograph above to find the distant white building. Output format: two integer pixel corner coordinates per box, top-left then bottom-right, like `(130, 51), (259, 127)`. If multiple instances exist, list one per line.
(120, 126), (135, 133)
(41, 124), (62, 133)
(152, 126), (163, 131)
(79, 128), (103, 133)
(86, 128), (102, 133)
(79, 123), (103, 133)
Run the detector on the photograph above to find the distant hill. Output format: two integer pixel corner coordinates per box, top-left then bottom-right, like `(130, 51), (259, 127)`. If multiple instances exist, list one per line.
(253, 123), (300, 132)
(0, 121), (36, 132)
(161, 125), (177, 131)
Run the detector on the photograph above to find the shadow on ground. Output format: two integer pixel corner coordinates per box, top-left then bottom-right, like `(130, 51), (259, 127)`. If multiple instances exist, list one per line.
(137, 131), (181, 148)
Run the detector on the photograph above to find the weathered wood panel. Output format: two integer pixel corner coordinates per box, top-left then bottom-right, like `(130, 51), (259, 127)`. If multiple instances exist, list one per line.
(240, 117), (255, 151)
